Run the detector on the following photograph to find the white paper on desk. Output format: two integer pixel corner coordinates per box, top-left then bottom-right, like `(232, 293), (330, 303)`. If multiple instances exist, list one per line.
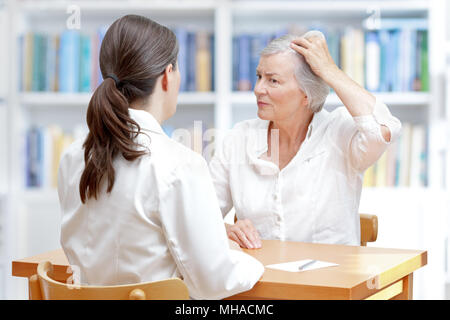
(265, 259), (338, 272)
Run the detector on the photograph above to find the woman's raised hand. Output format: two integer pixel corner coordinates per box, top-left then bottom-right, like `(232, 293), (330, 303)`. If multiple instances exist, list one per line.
(225, 219), (262, 249)
(290, 33), (339, 81)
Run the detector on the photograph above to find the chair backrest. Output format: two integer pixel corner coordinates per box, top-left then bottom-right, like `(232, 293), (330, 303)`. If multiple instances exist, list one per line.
(234, 213), (378, 246)
(359, 214), (378, 246)
(29, 261), (190, 300)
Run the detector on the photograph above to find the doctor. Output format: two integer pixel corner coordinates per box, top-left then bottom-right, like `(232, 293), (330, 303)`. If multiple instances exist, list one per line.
(58, 14), (263, 300)
(209, 31), (401, 248)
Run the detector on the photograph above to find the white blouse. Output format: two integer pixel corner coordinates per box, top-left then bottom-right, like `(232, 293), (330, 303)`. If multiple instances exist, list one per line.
(209, 98), (402, 246)
(58, 108), (264, 300)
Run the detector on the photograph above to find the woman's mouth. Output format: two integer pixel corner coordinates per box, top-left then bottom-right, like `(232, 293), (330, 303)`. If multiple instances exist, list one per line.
(257, 101), (270, 107)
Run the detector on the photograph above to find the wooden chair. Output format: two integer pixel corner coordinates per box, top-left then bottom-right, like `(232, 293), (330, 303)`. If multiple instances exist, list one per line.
(29, 261), (190, 300)
(234, 213), (378, 246)
(359, 213), (378, 246)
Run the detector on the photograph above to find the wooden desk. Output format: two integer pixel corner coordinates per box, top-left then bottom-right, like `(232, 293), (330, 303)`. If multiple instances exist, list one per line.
(12, 240), (427, 300)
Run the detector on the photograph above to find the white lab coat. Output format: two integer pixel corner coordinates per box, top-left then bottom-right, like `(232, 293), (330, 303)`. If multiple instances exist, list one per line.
(209, 98), (402, 246)
(58, 108), (264, 300)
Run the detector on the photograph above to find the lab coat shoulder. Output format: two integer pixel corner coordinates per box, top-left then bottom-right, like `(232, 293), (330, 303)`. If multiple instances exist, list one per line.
(148, 133), (209, 192)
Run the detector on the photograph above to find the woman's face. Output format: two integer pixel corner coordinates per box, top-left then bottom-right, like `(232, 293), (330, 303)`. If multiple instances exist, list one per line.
(254, 52), (308, 122)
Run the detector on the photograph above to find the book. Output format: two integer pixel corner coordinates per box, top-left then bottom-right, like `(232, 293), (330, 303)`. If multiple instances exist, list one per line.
(58, 30), (80, 93)
(237, 34), (252, 91)
(23, 32), (34, 92)
(79, 34), (92, 92)
(365, 31), (380, 91)
(174, 28), (188, 92)
(195, 31), (211, 92)
(353, 29), (365, 87)
(19, 27), (215, 94)
(187, 32), (197, 91)
(210, 34), (215, 91)
(96, 26), (107, 86)
(419, 30), (429, 92)
(45, 34), (58, 92)
(90, 31), (99, 92)
(232, 36), (239, 91)
(25, 125), (77, 189)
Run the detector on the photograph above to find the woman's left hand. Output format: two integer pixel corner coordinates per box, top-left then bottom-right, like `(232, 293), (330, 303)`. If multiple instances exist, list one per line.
(290, 35), (338, 81)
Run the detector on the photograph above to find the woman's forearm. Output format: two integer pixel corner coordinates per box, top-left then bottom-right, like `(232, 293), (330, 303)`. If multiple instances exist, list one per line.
(323, 66), (376, 117)
(323, 67), (391, 142)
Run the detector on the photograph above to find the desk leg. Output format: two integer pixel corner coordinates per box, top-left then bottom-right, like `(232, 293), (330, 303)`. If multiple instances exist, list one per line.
(391, 273), (413, 300)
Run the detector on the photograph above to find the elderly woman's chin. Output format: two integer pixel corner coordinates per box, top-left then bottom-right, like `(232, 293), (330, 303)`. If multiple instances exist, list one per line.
(257, 105), (274, 120)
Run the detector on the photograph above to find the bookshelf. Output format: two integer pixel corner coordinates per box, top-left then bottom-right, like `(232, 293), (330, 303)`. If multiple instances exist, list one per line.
(1, 0), (449, 299)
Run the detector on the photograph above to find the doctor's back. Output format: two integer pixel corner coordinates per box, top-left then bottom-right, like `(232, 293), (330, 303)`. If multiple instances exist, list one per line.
(57, 14), (263, 300)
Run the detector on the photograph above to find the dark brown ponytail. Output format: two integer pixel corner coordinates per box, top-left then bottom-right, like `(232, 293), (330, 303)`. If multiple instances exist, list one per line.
(79, 15), (179, 203)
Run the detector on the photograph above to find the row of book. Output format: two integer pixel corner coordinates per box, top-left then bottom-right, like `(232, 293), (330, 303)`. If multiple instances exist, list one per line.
(25, 125), (87, 188)
(18, 28), (215, 94)
(233, 20), (428, 92)
(363, 123), (428, 188)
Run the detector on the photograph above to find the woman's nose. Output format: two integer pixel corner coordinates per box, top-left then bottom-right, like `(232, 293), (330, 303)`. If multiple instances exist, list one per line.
(254, 80), (265, 96)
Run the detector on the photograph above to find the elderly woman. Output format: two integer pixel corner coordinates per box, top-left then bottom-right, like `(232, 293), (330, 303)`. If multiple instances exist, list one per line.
(209, 31), (401, 248)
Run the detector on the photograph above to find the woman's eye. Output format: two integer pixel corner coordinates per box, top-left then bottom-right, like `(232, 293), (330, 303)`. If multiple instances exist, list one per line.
(270, 79), (278, 84)
(256, 74), (261, 79)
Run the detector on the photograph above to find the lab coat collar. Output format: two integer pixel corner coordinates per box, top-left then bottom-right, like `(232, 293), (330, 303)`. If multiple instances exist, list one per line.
(128, 108), (166, 136)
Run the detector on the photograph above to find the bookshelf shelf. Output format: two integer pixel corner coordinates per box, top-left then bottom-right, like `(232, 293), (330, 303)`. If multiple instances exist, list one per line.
(19, 92), (216, 108)
(18, 0), (216, 14)
(231, 0), (429, 17)
(230, 91), (430, 107)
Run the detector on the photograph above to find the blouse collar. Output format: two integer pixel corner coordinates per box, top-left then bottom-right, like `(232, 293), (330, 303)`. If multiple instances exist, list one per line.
(252, 107), (330, 157)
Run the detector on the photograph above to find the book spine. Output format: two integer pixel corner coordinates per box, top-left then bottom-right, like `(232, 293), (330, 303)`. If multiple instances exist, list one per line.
(365, 31), (380, 91)
(174, 28), (188, 92)
(79, 34), (92, 92)
(237, 34), (251, 91)
(187, 32), (197, 92)
(59, 30), (80, 93)
(31, 34), (40, 92)
(195, 31), (211, 92)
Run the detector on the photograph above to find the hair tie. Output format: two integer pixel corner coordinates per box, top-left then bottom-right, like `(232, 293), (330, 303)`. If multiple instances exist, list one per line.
(105, 74), (121, 88)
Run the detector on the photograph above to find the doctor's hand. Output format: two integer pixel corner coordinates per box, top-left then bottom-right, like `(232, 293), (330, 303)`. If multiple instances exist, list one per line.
(225, 219), (262, 249)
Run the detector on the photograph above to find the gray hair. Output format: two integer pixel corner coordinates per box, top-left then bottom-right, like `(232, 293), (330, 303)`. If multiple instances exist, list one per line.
(260, 31), (329, 113)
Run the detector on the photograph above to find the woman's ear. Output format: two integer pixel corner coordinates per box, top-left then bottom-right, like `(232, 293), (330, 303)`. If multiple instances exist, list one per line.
(299, 88), (309, 108)
(161, 64), (173, 91)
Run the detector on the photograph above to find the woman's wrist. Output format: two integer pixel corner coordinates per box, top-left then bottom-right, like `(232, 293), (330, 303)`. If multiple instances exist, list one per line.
(320, 64), (344, 88)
